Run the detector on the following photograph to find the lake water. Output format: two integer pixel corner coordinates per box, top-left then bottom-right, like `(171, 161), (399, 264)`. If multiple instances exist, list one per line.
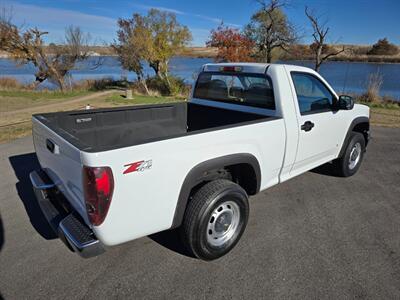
(1, 56), (399, 100)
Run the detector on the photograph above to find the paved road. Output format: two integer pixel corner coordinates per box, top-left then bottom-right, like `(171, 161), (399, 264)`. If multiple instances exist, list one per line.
(0, 127), (399, 299)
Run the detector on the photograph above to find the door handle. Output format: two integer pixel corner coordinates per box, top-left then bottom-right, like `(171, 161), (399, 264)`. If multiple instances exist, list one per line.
(301, 121), (314, 132)
(46, 139), (60, 154)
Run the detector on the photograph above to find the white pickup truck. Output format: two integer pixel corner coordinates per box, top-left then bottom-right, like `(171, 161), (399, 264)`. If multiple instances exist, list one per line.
(30, 63), (370, 260)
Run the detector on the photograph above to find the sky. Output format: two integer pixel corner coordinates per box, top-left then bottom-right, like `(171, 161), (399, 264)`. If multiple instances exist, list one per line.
(1, 0), (399, 46)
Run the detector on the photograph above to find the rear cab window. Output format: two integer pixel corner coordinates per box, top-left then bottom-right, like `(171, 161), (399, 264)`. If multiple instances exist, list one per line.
(193, 72), (276, 110)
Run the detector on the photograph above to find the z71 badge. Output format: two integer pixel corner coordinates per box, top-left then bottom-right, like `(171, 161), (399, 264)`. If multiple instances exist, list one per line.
(123, 160), (152, 174)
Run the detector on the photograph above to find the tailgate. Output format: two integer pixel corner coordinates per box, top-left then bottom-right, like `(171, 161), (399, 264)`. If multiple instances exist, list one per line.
(32, 117), (88, 224)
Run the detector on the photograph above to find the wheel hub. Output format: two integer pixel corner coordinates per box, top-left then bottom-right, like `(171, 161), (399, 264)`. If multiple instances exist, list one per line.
(214, 212), (232, 233)
(348, 142), (361, 170)
(207, 201), (240, 247)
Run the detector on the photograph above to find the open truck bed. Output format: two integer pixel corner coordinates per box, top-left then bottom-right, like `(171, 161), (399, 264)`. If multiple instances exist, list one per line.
(33, 102), (270, 152)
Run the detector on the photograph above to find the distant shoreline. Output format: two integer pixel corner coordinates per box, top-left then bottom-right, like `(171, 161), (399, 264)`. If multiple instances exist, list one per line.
(2, 46), (400, 64)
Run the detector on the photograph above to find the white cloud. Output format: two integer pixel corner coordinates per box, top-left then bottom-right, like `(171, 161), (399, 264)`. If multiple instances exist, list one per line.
(133, 4), (185, 15)
(2, 2), (241, 45)
(3, 1), (117, 43)
(193, 14), (241, 28)
(132, 4), (241, 28)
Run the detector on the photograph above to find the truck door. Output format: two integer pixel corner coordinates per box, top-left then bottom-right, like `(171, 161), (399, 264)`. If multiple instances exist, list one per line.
(289, 71), (346, 177)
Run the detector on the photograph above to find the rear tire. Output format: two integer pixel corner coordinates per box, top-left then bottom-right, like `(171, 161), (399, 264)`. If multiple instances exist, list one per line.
(333, 132), (365, 177)
(180, 179), (249, 261)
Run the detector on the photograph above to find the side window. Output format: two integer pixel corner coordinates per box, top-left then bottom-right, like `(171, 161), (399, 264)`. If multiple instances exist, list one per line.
(291, 73), (334, 115)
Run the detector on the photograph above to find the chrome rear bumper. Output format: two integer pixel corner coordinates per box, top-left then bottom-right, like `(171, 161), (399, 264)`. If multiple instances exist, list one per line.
(29, 169), (105, 258)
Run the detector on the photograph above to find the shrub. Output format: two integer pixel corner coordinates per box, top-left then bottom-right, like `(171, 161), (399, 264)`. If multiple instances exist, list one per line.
(283, 44), (313, 59)
(310, 42), (333, 54)
(146, 75), (190, 98)
(368, 38), (399, 56)
(358, 72), (383, 103)
(72, 78), (126, 91)
(0, 77), (22, 90)
(351, 45), (370, 56)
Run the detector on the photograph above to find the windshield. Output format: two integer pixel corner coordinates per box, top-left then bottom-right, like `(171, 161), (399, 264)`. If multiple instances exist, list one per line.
(193, 72), (275, 110)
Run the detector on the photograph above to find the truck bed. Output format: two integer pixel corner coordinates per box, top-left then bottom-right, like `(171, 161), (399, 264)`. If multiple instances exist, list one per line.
(33, 102), (270, 152)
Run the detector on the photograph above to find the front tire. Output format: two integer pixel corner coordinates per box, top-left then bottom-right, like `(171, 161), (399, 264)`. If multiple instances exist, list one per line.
(180, 179), (249, 261)
(333, 132), (365, 177)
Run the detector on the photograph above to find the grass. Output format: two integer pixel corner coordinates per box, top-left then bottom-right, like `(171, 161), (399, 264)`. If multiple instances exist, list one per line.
(105, 93), (185, 106)
(0, 91), (184, 143)
(0, 122), (33, 143)
(0, 89), (398, 144)
(0, 89), (90, 100)
(357, 102), (400, 128)
(0, 90), (91, 112)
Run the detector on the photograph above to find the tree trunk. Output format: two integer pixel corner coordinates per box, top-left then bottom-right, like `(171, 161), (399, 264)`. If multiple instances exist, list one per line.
(149, 61), (160, 77)
(315, 61), (321, 73)
(56, 78), (66, 92)
(314, 44), (323, 72)
(162, 60), (171, 92)
(139, 77), (150, 95)
(164, 71), (172, 92)
(266, 49), (272, 63)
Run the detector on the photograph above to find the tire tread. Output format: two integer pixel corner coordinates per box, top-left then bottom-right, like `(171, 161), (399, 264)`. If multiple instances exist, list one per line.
(181, 179), (247, 259)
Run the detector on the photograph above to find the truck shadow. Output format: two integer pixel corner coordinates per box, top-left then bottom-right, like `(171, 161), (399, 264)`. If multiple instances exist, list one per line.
(311, 163), (341, 177)
(149, 229), (195, 258)
(8, 153), (57, 240)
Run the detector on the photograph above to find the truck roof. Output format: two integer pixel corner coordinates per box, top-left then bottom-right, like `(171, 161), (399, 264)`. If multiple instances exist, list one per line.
(202, 62), (313, 74)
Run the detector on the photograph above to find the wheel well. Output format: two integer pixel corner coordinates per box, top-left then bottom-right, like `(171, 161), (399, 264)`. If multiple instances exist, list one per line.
(171, 154), (261, 229)
(352, 122), (369, 146)
(226, 163), (258, 195)
(189, 163), (258, 198)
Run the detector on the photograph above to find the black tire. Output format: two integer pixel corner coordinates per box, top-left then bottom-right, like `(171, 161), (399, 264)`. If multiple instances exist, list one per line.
(180, 179), (249, 261)
(333, 132), (365, 177)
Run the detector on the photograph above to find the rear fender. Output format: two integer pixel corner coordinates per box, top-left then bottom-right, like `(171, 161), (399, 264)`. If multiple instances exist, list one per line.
(170, 153), (261, 228)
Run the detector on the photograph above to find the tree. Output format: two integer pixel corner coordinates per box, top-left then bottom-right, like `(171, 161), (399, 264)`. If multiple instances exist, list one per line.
(207, 24), (254, 62)
(115, 9), (192, 92)
(245, 0), (296, 63)
(368, 38), (398, 56)
(305, 7), (345, 72)
(0, 12), (93, 91)
(145, 9), (192, 87)
(113, 14), (151, 94)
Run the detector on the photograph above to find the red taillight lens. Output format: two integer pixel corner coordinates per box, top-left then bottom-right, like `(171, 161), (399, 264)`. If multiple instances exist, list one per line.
(83, 166), (114, 226)
(220, 66), (242, 72)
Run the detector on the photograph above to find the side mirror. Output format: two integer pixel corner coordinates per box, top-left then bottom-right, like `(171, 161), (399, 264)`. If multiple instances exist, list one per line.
(337, 95), (354, 110)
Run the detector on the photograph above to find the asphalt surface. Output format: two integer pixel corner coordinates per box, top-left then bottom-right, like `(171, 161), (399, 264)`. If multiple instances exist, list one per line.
(0, 127), (399, 299)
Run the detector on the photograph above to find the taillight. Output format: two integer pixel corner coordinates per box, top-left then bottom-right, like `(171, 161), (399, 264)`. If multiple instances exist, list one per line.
(219, 66), (242, 72)
(82, 166), (114, 226)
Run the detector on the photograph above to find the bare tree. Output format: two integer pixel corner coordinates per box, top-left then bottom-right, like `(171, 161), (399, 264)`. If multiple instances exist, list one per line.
(0, 11), (95, 91)
(305, 6), (345, 72)
(245, 0), (297, 63)
(0, 6), (15, 49)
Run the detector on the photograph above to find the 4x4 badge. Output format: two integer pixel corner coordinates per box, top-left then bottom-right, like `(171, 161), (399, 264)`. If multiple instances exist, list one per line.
(123, 160), (152, 174)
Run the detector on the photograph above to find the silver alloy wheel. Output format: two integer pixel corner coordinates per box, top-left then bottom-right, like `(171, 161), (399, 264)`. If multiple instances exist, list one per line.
(206, 201), (241, 247)
(348, 142), (362, 170)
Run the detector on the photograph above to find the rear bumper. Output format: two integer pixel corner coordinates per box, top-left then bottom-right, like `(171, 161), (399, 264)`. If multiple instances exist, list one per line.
(29, 169), (105, 258)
